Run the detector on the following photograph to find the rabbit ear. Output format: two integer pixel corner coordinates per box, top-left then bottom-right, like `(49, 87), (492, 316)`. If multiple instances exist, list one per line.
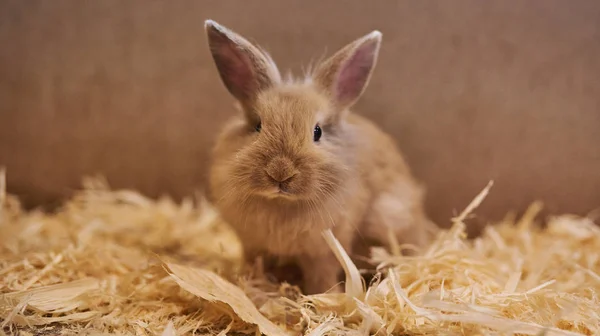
(314, 31), (382, 111)
(205, 20), (281, 106)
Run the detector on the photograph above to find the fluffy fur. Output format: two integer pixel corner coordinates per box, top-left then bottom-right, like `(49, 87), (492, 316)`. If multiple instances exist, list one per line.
(205, 20), (438, 294)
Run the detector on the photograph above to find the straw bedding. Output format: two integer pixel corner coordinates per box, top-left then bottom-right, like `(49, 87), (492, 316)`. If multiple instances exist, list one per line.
(1, 170), (599, 336)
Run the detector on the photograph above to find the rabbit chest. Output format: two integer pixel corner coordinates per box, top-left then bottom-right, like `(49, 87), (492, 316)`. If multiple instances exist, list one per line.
(220, 195), (368, 258)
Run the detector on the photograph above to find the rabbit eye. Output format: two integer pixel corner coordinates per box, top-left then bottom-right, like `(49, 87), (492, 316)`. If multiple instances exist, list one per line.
(255, 122), (261, 132)
(313, 125), (322, 142)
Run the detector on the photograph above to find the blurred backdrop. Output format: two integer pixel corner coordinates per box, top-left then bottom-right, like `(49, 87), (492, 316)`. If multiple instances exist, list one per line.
(1, 0), (599, 231)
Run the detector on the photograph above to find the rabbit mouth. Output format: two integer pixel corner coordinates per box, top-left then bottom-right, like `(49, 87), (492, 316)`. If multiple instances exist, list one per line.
(259, 185), (298, 200)
(273, 187), (294, 198)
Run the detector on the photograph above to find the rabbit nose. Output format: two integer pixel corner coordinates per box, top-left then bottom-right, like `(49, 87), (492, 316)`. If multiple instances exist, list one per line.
(265, 157), (298, 183)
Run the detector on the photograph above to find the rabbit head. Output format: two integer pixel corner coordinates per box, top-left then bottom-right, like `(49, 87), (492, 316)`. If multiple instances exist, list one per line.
(205, 20), (381, 203)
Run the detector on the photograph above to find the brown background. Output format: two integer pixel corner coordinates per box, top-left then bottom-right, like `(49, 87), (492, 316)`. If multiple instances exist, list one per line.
(1, 0), (599, 230)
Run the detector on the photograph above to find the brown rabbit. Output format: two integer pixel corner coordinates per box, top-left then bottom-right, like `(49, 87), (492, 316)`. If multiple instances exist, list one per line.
(204, 20), (438, 295)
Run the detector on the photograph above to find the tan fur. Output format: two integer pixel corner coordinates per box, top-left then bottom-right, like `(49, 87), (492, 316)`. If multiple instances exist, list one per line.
(205, 20), (438, 294)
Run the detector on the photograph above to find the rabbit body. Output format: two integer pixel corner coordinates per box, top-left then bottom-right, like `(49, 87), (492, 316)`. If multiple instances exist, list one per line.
(204, 20), (436, 294)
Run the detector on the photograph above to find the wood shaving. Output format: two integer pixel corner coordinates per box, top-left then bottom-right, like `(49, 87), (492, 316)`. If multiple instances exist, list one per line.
(1, 171), (598, 335)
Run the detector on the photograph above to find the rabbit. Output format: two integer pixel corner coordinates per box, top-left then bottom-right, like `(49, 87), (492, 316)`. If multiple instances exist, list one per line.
(204, 20), (438, 295)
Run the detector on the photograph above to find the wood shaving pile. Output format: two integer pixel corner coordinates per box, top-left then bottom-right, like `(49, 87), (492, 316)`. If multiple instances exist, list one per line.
(1, 171), (599, 336)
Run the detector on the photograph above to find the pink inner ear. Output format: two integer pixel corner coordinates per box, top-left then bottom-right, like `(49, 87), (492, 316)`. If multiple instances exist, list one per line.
(334, 41), (378, 105)
(216, 44), (257, 100)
